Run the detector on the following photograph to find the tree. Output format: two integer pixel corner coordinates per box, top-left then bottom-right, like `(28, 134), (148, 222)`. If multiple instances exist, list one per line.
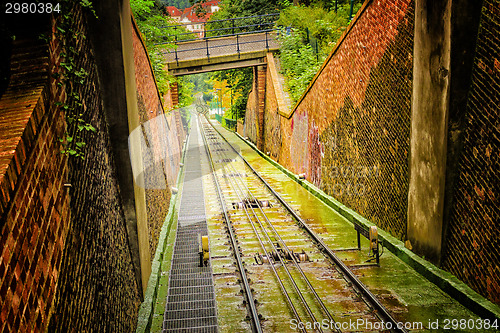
(132, 0), (195, 105)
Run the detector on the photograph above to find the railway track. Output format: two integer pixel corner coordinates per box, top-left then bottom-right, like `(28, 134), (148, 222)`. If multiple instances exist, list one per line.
(198, 114), (407, 333)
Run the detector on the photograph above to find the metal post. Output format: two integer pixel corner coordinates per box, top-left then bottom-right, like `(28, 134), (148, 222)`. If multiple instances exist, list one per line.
(335, 0), (337, 13)
(265, 31), (269, 50)
(205, 37), (210, 60)
(174, 26), (179, 66)
(236, 34), (240, 58)
(349, 0), (354, 21)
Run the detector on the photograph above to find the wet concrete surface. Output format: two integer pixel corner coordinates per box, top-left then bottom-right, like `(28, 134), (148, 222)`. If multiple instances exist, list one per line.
(204, 120), (485, 332)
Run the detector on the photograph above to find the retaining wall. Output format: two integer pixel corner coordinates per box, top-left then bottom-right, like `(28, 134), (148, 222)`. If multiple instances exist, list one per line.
(244, 0), (499, 305)
(0, 3), (186, 332)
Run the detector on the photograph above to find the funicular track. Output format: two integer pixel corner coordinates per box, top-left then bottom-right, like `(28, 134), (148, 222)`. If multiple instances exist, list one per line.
(199, 115), (408, 333)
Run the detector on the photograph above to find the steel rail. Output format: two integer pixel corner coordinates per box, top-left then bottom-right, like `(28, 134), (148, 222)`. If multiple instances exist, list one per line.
(200, 118), (307, 333)
(204, 116), (409, 333)
(223, 164), (340, 331)
(201, 117), (336, 333)
(214, 148), (320, 333)
(197, 115), (263, 333)
(209, 127), (340, 332)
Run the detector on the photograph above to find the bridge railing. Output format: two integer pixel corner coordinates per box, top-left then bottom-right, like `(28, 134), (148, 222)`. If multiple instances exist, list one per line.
(158, 13), (280, 43)
(158, 13), (281, 66)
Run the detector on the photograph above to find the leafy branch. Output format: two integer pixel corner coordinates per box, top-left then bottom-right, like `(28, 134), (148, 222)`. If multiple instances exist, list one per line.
(54, 0), (98, 159)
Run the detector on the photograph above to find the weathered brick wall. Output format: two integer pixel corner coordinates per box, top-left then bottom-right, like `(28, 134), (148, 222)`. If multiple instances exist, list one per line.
(245, 0), (499, 305)
(263, 65), (282, 160)
(0, 30), (70, 332)
(253, 0), (415, 239)
(442, 0), (500, 305)
(132, 19), (175, 262)
(47, 7), (141, 332)
(243, 67), (259, 142)
(0, 4), (151, 332)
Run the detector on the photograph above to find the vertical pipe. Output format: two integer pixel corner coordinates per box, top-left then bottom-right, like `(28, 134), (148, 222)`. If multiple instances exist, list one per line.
(349, 0), (354, 21)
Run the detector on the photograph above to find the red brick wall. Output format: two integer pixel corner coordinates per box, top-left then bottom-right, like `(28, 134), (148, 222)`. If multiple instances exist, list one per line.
(47, 7), (141, 332)
(263, 65), (281, 160)
(442, 0), (500, 304)
(131, 18), (186, 262)
(1, 5), (147, 332)
(243, 67), (259, 142)
(250, 0), (414, 239)
(245, 0), (499, 305)
(0, 23), (70, 333)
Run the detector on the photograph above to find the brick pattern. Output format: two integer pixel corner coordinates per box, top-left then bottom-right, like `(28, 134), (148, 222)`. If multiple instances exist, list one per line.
(132, 20), (186, 262)
(243, 67), (259, 142)
(254, 0), (414, 238)
(170, 82), (179, 106)
(442, 0), (500, 305)
(263, 65), (281, 160)
(0, 23), (70, 333)
(47, 7), (142, 332)
(256, 66), (267, 150)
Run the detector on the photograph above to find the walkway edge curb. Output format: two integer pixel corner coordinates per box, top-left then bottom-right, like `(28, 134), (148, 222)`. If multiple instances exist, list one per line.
(136, 132), (191, 333)
(233, 131), (500, 320)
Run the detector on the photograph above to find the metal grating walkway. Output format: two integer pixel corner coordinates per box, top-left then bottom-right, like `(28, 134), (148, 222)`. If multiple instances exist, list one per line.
(163, 115), (218, 333)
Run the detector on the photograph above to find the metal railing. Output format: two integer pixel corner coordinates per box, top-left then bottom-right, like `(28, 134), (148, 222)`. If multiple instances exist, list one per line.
(159, 13), (279, 42)
(158, 13), (280, 65)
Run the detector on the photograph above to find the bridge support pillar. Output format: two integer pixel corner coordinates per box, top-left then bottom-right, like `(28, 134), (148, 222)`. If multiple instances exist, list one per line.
(171, 82), (179, 107)
(407, 0), (451, 265)
(256, 65), (267, 150)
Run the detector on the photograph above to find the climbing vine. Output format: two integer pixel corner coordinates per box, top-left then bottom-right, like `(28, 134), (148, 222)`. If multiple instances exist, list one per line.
(52, 0), (97, 159)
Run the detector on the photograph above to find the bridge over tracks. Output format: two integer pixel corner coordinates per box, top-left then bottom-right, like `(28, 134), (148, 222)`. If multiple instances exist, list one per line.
(159, 14), (280, 76)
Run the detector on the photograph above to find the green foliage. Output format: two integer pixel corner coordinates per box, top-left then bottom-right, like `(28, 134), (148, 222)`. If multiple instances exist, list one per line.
(188, 73), (213, 94)
(202, 92), (213, 102)
(158, 0), (191, 10)
(210, 0), (279, 19)
(177, 77), (195, 107)
(278, 28), (321, 102)
(54, 0), (98, 159)
(132, 0), (194, 100)
(210, 68), (252, 120)
(277, 2), (362, 103)
(130, 0), (155, 18)
(206, 0), (279, 120)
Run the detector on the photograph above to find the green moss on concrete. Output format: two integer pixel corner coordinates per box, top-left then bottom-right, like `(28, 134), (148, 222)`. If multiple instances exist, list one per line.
(231, 129), (500, 320)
